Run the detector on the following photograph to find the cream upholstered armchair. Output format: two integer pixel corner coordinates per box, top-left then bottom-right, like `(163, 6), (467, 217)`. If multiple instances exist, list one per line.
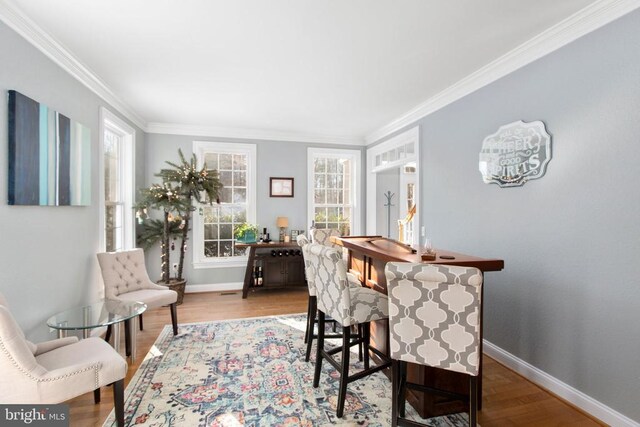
(0, 293), (127, 426)
(97, 248), (178, 336)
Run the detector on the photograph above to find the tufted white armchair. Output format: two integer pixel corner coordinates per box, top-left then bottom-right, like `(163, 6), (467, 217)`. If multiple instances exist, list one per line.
(0, 293), (127, 426)
(97, 248), (178, 336)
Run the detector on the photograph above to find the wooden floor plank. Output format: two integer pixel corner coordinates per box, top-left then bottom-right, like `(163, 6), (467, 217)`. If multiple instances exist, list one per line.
(66, 289), (605, 426)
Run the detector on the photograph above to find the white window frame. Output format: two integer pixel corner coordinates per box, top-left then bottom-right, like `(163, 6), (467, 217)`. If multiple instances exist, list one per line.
(98, 107), (135, 252)
(192, 141), (257, 268)
(307, 147), (362, 236)
(366, 126), (420, 246)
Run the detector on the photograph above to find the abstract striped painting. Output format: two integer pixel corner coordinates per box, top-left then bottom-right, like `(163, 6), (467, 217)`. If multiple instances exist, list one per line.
(8, 90), (91, 206)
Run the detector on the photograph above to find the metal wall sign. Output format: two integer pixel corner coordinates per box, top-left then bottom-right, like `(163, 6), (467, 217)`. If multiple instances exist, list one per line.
(479, 120), (552, 187)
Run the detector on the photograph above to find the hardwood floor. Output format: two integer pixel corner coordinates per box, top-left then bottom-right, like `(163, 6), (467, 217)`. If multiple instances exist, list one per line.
(69, 289), (604, 426)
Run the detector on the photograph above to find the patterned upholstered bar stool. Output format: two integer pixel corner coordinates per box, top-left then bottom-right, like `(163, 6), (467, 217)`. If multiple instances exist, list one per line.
(304, 242), (391, 418)
(310, 228), (361, 285)
(297, 235), (362, 362)
(385, 262), (483, 427)
(310, 228), (341, 247)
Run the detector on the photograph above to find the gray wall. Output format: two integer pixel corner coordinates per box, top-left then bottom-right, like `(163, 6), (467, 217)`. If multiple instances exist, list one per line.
(0, 21), (145, 341)
(144, 133), (364, 286)
(373, 10), (640, 421)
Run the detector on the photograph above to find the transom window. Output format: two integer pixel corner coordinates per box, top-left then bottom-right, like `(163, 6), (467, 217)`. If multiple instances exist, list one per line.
(193, 141), (256, 268)
(308, 148), (361, 236)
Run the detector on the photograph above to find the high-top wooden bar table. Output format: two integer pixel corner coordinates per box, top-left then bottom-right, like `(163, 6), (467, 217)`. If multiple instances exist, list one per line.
(333, 235), (504, 419)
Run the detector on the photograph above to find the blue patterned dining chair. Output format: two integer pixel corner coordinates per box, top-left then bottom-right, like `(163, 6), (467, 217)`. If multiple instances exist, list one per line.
(385, 262), (483, 427)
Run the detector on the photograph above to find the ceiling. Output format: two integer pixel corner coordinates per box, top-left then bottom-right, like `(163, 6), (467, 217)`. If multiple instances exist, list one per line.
(1, 0), (623, 144)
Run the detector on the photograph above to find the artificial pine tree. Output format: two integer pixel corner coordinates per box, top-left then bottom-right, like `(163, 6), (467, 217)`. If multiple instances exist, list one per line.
(137, 149), (222, 284)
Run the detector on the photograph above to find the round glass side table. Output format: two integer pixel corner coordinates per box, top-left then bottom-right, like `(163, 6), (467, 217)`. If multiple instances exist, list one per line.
(47, 299), (147, 362)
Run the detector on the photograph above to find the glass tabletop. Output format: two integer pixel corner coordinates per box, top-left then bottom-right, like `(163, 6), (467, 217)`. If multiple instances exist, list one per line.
(46, 299), (147, 331)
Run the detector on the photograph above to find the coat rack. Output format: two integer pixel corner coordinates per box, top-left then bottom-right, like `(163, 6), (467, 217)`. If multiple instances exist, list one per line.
(383, 191), (395, 238)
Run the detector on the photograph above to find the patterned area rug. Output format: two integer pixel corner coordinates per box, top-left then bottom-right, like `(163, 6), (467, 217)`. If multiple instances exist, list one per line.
(104, 314), (470, 426)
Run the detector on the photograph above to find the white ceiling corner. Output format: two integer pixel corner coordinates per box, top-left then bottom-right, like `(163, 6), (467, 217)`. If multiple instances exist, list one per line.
(146, 122), (365, 146)
(0, 0), (147, 130)
(2, 0), (638, 146)
(365, 0), (640, 144)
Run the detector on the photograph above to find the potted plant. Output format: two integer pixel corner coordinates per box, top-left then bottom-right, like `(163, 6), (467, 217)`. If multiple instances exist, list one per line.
(234, 223), (259, 243)
(137, 150), (222, 303)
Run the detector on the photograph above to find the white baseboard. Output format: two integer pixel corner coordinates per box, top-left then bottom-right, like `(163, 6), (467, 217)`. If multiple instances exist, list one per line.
(483, 340), (639, 427)
(185, 282), (243, 294)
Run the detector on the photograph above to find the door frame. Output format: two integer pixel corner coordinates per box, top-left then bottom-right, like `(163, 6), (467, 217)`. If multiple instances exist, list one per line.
(366, 126), (420, 246)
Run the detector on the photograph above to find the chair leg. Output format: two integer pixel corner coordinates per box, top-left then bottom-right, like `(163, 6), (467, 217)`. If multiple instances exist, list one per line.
(124, 319), (132, 357)
(469, 375), (478, 427)
(336, 325), (351, 418)
(105, 324), (112, 343)
(313, 310), (325, 388)
(363, 322), (370, 370)
(304, 295), (313, 344)
(305, 297), (317, 362)
(113, 379), (125, 427)
(93, 387), (101, 404)
(357, 324), (363, 362)
(399, 361), (407, 417)
(391, 359), (399, 427)
(169, 303), (178, 335)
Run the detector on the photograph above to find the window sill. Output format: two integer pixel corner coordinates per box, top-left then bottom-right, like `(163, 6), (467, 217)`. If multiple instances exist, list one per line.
(193, 257), (248, 269)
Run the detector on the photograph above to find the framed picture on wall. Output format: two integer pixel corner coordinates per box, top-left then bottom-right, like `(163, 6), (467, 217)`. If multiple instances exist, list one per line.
(270, 177), (294, 197)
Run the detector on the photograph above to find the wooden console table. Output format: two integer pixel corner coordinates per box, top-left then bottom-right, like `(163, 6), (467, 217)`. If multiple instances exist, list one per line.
(335, 236), (504, 418)
(237, 242), (306, 298)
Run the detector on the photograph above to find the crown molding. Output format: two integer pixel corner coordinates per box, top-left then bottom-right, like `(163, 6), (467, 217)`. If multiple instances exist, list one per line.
(146, 122), (366, 146)
(0, 0), (147, 130)
(365, 0), (640, 145)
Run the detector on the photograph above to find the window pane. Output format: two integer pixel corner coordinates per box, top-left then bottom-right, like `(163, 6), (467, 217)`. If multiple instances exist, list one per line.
(314, 208), (327, 223)
(219, 171), (232, 186)
(233, 209), (246, 223)
(234, 246), (248, 257)
(204, 224), (218, 240)
(220, 154), (233, 170)
(219, 207), (234, 223)
(196, 144), (254, 261)
(233, 154), (246, 170)
(233, 188), (246, 204)
(314, 158), (326, 173)
(204, 153), (218, 170)
(204, 206), (219, 223)
(327, 158), (338, 173)
(233, 171), (246, 187)
(220, 241), (233, 257)
(327, 190), (339, 204)
(311, 153), (355, 237)
(220, 224), (233, 240)
(204, 241), (219, 257)
(220, 188), (232, 203)
(104, 131), (120, 203)
(326, 174), (338, 189)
